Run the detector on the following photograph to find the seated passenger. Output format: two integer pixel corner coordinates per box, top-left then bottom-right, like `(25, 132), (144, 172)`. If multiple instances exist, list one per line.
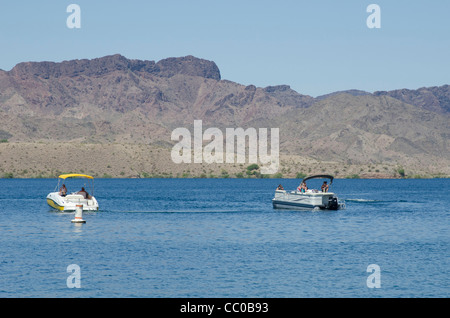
(321, 181), (329, 193)
(277, 184), (284, 190)
(59, 184), (67, 196)
(77, 187), (88, 199)
(297, 182), (307, 193)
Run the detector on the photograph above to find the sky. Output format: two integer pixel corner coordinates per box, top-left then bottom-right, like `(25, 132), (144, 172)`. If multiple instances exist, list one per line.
(0, 0), (449, 97)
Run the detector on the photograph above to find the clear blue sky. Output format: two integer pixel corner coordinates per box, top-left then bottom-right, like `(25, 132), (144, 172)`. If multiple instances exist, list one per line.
(0, 0), (449, 96)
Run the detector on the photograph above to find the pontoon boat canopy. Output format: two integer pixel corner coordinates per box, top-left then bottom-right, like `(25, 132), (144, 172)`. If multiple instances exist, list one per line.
(301, 174), (334, 185)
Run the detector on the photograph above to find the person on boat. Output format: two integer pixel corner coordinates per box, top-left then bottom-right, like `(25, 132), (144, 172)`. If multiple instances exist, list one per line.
(277, 184), (284, 190)
(297, 181), (307, 193)
(302, 182), (308, 193)
(77, 187), (88, 199)
(59, 184), (67, 197)
(321, 181), (329, 193)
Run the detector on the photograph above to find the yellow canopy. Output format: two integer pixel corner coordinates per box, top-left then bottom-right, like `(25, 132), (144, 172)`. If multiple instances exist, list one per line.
(58, 173), (94, 180)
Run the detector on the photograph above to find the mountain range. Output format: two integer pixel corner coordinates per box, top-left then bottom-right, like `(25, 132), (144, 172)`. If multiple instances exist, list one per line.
(0, 54), (448, 178)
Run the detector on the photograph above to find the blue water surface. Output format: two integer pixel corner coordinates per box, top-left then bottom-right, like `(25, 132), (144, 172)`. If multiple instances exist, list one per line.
(0, 178), (448, 297)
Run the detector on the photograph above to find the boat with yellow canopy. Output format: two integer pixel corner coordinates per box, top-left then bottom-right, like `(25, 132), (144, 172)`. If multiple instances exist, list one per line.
(46, 174), (99, 211)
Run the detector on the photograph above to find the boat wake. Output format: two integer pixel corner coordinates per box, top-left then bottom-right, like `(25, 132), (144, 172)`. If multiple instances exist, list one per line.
(344, 198), (382, 203)
(345, 198), (412, 204)
(103, 209), (246, 213)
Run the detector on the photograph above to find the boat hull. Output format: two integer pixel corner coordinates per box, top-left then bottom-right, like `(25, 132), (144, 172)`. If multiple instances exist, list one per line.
(46, 192), (99, 211)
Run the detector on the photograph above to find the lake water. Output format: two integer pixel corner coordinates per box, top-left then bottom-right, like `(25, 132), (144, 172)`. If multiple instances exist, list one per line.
(0, 178), (448, 298)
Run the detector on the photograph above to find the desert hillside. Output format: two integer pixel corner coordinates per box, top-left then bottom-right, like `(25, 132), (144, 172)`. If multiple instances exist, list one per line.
(0, 55), (449, 178)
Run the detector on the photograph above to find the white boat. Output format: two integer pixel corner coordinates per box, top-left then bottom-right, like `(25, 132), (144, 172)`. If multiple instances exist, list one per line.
(46, 174), (99, 211)
(272, 175), (345, 210)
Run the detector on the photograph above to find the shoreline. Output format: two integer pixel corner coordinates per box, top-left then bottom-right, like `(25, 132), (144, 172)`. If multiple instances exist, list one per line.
(0, 176), (450, 180)
(1, 175), (448, 180)
(1, 142), (449, 179)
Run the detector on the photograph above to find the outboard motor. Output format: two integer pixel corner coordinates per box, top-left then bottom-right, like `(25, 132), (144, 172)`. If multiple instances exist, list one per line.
(327, 196), (339, 210)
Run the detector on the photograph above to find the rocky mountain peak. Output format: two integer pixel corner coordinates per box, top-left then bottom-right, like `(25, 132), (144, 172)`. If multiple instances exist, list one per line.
(8, 54), (221, 81)
(155, 55), (221, 80)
